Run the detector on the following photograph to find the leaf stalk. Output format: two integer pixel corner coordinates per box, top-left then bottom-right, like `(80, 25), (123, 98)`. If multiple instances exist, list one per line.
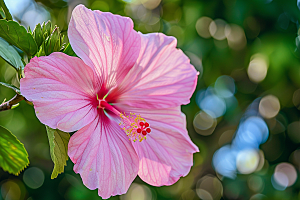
(0, 94), (24, 111)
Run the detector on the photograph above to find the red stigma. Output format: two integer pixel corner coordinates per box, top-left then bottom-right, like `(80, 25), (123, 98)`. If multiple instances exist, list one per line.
(119, 113), (151, 142)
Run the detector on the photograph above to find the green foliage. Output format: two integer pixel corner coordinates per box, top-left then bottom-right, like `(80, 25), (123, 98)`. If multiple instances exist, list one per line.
(44, 26), (64, 56)
(32, 23), (43, 48)
(0, 19), (37, 56)
(0, 37), (24, 72)
(0, 82), (20, 94)
(0, 10), (4, 19)
(0, 125), (29, 175)
(63, 43), (77, 57)
(33, 21), (65, 56)
(45, 126), (70, 179)
(0, 0), (12, 20)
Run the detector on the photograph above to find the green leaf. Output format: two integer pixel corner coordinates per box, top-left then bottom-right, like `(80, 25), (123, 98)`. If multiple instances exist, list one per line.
(0, 125), (29, 175)
(27, 26), (32, 34)
(0, 19), (38, 56)
(42, 21), (53, 37)
(0, 0), (12, 20)
(63, 43), (77, 57)
(44, 26), (61, 56)
(0, 82), (20, 94)
(0, 37), (24, 71)
(0, 8), (5, 19)
(33, 23), (43, 48)
(46, 126), (70, 179)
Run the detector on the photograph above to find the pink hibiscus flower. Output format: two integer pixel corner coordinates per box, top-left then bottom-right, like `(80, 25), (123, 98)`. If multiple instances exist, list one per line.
(20, 4), (199, 199)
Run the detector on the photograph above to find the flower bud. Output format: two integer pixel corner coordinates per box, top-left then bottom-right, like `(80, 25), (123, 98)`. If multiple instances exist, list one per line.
(34, 21), (65, 56)
(32, 23), (43, 47)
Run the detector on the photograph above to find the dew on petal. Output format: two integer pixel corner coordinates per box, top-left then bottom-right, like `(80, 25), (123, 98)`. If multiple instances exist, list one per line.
(119, 112), (151, 142)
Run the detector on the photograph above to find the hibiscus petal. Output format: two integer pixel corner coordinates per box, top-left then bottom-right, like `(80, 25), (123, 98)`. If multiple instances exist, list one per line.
(68, 4), (141, 88)
(119, 105), (199, 186)
(68, 114), (139, 199)
(118, 33), (198, 109)
(20, 52), (97, 132)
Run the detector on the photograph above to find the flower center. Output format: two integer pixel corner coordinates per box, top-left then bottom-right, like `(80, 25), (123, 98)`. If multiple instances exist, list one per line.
(97, 97), (151, 142)
(119, 113), (151, 142)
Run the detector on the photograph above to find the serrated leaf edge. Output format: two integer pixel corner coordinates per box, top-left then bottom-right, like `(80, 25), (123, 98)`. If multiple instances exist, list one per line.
(0, 125), (29, 176)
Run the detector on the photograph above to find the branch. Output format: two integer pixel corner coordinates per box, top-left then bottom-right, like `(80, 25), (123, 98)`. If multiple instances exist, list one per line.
(0, 94), (25, 111)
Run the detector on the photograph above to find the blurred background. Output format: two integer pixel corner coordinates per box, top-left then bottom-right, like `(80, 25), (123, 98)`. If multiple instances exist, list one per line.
(1, 0), (300, 199)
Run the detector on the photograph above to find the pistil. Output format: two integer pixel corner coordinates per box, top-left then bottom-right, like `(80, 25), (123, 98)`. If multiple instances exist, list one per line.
(97, 98), (151, 142)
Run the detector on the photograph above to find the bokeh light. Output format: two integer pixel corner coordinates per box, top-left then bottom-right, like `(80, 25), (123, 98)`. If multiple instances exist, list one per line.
(236, 149), (260, 174)
(196, 17), (213, 39)
(213, 99), (269, 179)
(292, 88), (300, 109)
(218, 129), (235, 146)
(4, 0), (50, 29)
(225, 24), (247, 50)
(214, 75), (235, 98)
(233, 116), (269, 150)
(247, 175), (264, 192)
(23, 167), (45, 189)
(259, 95), (280, 119)
(249, 194), (267, 200)
(256, 150), (266, 172)
(247, 54), (269, 83)
(273, 163), (297, 189)
(193, 111), (217, 136)
(181, 189), (196, 200)
(209, 19), (227, 40)
(212, 145), (237, 178)
(1, 180), (21, 200)
(196, 175), (223, 200)
(120, 183), (152, 200)
(141, 0), (161, 10)
(197, 88), (226, 118)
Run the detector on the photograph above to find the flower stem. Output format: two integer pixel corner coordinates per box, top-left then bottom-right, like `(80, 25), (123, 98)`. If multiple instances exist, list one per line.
(0, 94), (25, 112)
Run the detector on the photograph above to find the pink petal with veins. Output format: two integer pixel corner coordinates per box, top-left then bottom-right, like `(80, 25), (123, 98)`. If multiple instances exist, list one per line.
(68, 113), (139, 199)
(117, 105), (199, 186)
(68, 5), (141, 89)
(20, 52), (97, 132)
(118, 32), (198, 108)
